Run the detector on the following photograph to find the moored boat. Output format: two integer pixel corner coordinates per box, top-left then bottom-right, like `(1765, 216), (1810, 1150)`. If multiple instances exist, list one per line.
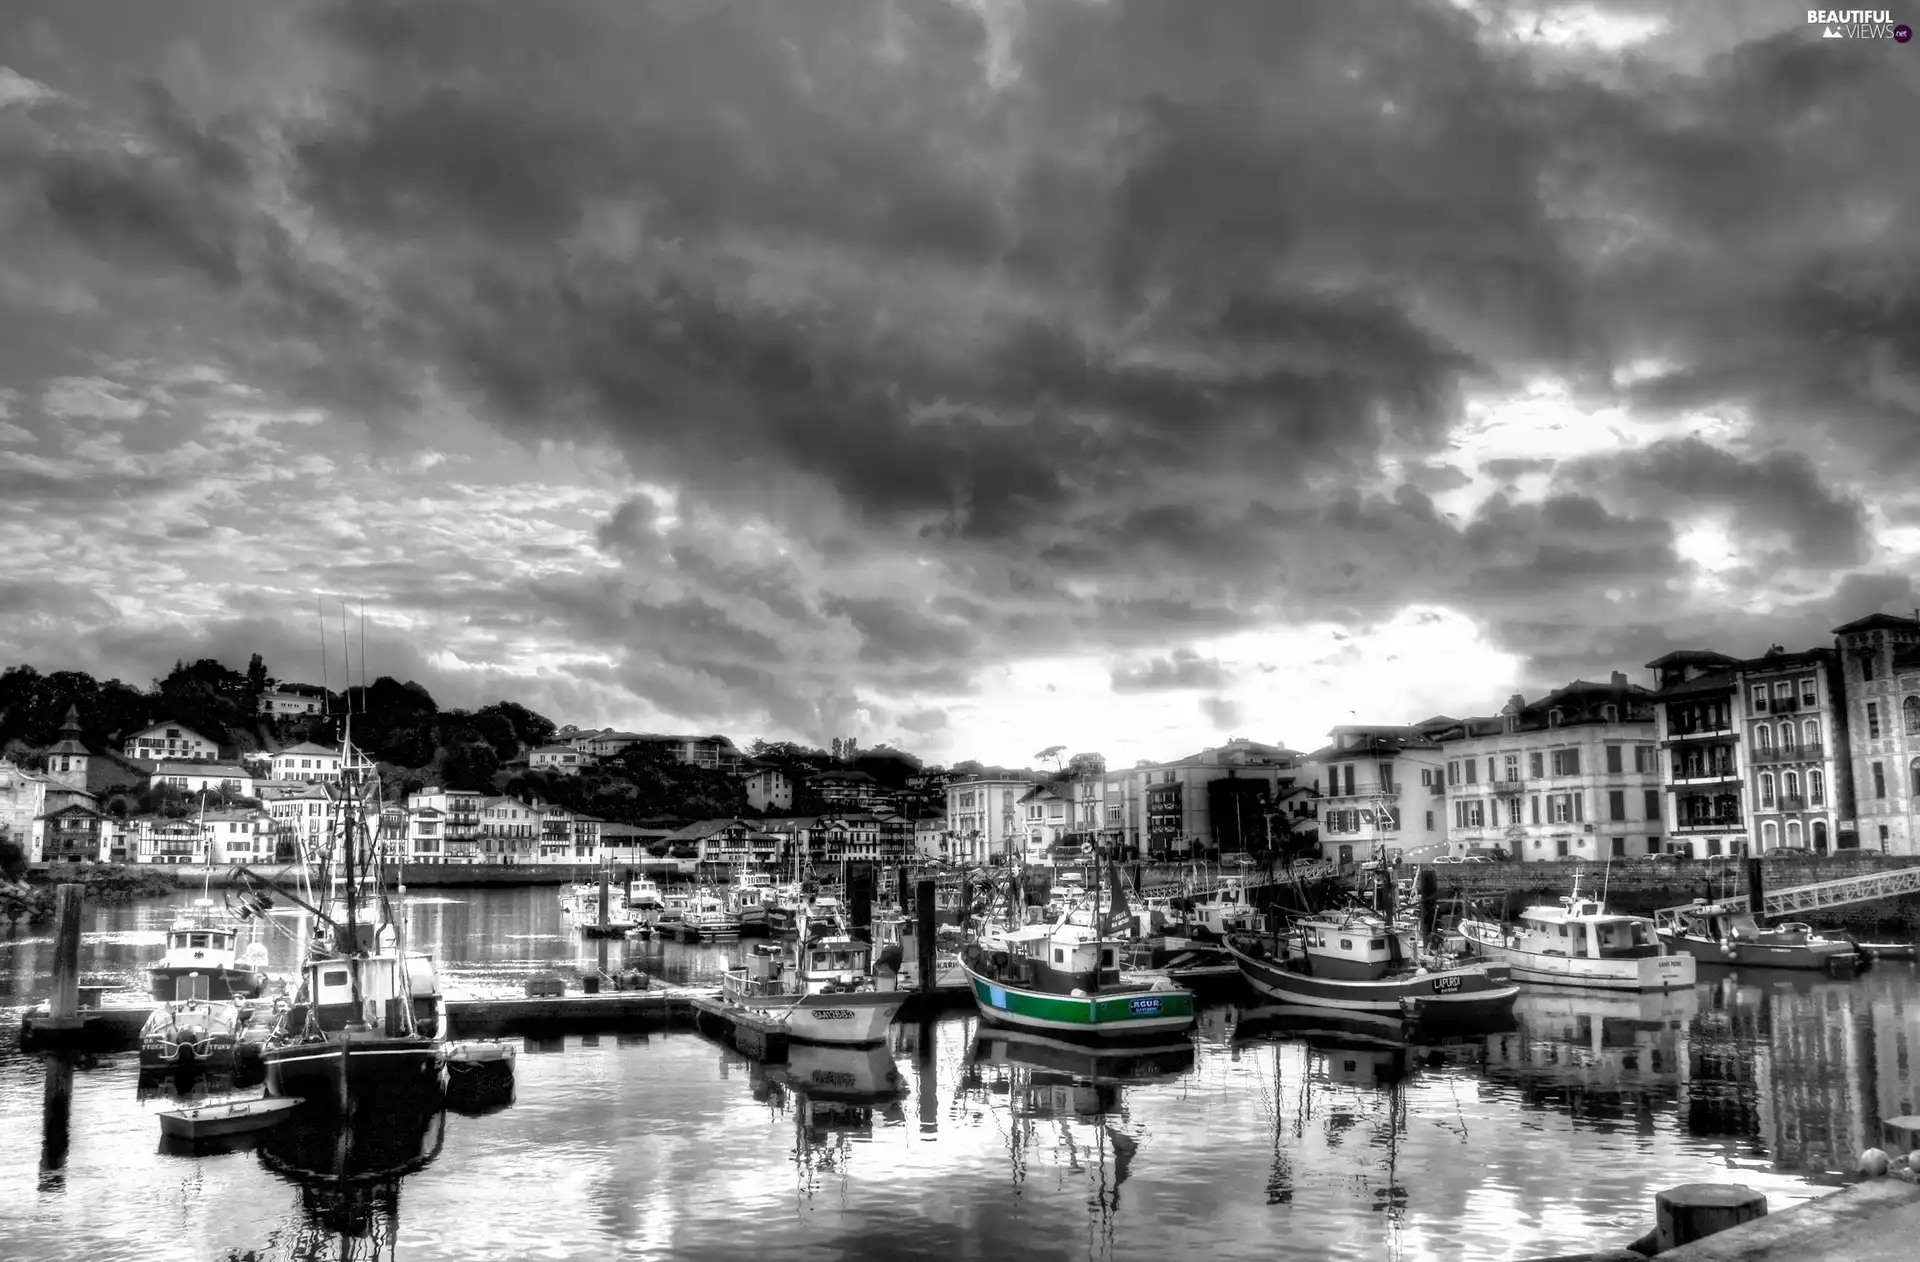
(1652, 898), (1861, 972)
(1457, 880), (1696, 991)
(157, 1095), (302, 1140)
(139, 998), (249, 1071)
(258, 719), (449, 1109)
(149, 898), (272, 1002)
(720, 933), (906, 1044)
(679, 891), (742, 942)
(1223, 904), (1519, 1024)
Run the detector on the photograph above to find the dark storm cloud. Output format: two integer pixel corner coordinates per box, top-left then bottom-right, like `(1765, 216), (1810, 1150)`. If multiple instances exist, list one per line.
(1560, 437), (1870, 566)
(1110, 649), (1234, 694)
(5, 0), (1918, 753)
(1198, 697), (1243, 731)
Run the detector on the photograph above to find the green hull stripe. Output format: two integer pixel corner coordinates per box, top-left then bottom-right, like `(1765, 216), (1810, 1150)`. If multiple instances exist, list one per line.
(966, 971), (1195, 1028)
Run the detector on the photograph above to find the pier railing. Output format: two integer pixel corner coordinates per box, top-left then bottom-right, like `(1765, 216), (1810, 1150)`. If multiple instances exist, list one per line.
(1656, 862), (1920, 920)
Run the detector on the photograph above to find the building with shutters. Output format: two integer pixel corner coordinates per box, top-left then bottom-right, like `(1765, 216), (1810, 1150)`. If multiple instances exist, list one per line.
(1431, 674), (1665, 864)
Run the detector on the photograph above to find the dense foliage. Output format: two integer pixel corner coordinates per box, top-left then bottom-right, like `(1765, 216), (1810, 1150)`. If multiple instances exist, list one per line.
(0, 654), (955, 825)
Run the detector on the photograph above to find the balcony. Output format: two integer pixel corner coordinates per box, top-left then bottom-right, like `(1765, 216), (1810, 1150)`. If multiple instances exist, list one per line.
(1774, 795), (1808, 812)
(1749, 743), (1825, 766)
(1673, 816), (1745, 834)
(1669, 767), (1740, 786)
(1491, 779), (1529, 795)
(1662, 719), (1733, 742)
(1660, 731), (1737, 749)
(1322, 787), (1400, 802)
(1752, 695), (1800, 714)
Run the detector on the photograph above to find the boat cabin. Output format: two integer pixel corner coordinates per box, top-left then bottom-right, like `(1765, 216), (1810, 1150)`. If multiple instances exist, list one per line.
(162, 925), (236, 964)
(732, 936), (887, 998)
(993, 924), (1124, 996)
(288, 952), (441, 1038)
(1282, 913), (1410, 982)
(1514, 897), (1661, 960)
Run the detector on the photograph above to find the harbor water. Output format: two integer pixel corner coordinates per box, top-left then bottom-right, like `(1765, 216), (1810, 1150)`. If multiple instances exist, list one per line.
(6, 888), (1920, 1261)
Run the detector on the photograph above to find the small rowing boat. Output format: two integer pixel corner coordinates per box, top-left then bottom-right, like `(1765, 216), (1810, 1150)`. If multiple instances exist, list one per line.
(157, 1096), (303, 1140)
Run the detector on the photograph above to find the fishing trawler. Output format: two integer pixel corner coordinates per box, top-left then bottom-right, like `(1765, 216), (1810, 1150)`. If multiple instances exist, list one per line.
(960, 860), (1196, 1041)
(720, 929), (907, 1045)
(139, 995), (249, 1071)
(258, 718), (448, 1107)
(678, 889), (742, 942)
(1458, 878), (1695, 991)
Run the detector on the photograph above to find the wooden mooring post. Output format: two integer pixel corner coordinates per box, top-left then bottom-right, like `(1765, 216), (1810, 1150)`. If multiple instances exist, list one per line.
(915, 879), (937, 993)
(48, 884), (83, 1025)
(1654, 1184), (1767, 1253)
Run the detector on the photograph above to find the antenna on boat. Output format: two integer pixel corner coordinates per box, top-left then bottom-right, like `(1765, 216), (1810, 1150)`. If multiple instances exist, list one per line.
(317, 595), (328, 715)
(359, 598), (367, 711)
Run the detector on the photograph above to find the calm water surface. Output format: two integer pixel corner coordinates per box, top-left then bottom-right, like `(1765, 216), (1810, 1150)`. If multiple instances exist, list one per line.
(4, 887), (1920, 1261)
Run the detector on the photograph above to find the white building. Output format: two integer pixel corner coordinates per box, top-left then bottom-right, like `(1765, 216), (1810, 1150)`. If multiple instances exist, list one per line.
(1736, 645), (1851, 856)
(943, 777), (1033, 865)
(130, 815), (205, 864)
(408, 788), (482, 861)
(1126, 739), (1305, 860)
(199, 809), (278, 864)
(529, 744), (590, 775)
(913, 813), (949, 861)
(743, 766), (792, 813)
(1018, 782), (1073, 863)
(1431, 674), (1664, 863)
(259, 686), (326, 717)
(0, 758), (51, 861)
(1302, 726), (1448, 865)
(269, 742), (343, 783)
(478, 795), (540, 861)
(260, 782), (334, 858)
(122, 721), (219, 763)
(148, 761), (258, 798)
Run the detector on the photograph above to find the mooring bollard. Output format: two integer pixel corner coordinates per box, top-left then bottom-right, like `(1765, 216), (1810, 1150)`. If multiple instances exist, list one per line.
(915, 878), (937, 993)
(1654, 1183), (1768, 1252)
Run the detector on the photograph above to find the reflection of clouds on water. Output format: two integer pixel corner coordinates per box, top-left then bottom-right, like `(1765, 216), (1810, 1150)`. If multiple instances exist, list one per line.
(0, 937), (53, 950)
(80, 930), (165, 947)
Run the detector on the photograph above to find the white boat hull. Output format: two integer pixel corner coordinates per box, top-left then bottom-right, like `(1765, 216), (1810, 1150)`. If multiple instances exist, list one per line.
(725, 990), (905, 1045)
(1460, 923), (1696, 991)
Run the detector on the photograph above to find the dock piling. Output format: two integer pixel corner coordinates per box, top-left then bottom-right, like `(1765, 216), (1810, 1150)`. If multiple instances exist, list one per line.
(915, 878), (937, 993)
(1746, 857), (1766, 916)
(850, 868), (872, 943)
(47, 884), (83, 1023)
(1655, 1183), (1767, 1253)
(597, 867), (610, 936)
(40, 1053), (75, 1188)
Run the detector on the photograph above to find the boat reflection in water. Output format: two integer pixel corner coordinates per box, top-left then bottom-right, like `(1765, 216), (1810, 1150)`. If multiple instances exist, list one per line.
(253, 1099), (449, 1262)
(753, 1043), (909, 1197)
(1485, 988), (1699, 1129)
(958, 1026), (1196, 1248)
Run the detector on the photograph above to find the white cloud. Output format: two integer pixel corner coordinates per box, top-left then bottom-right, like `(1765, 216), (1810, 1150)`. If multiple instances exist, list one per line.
(0, 66), (60, 109)
(41, 376), (148, 422)
(0, 421), (34, 444)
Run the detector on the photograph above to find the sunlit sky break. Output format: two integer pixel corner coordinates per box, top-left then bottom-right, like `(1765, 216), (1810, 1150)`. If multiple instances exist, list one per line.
(2, 0), (1918, 768)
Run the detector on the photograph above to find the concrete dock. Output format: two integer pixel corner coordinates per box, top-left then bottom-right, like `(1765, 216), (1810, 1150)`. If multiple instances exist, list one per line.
(18, 981), (974, 1052)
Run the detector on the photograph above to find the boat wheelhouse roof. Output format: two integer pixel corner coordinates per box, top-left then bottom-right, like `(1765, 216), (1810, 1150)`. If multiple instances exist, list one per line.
(1517, 901), (1648, 926)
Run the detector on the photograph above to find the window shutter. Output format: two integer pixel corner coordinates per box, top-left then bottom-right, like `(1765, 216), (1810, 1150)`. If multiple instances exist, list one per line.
(1573, 793), (1584, 822)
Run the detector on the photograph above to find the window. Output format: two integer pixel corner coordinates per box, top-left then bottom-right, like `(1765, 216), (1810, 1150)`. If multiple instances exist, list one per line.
(1464, 760), (1477, 784)
(1784, 770), (1801, 801)
(1606, 745), (1622, 773)
(1609, 790), (1625, 821)
(1344, 766), (1355, 796)
(1447, 760), (1459, 785)
(1603, 704), (1618, 723)
(1529, 752), (1545, 778)
(1504, 754), (1519, 781)
(1531, 796), (1541, 825)
(1707, 838), (1722, 857)
(1774, 680), (1792, 700)
(1869, 702), (1881, 740)
(1425, 810), (1434, 831)
(1787, 819), (1802, 847)
(1760, 772), (1775, 807)
(1805, 718), (1821, 749)
(1644, 789), (1660, 821)
(1762, 820), (1778, 849)
(1801, 677), (1817, 706)
(1755, 725), (1772, 751)
(1751, 685), (1769, 712)
(1634, 745), (1651, 773)
(1874, 762), (1886, 798)
(1906, 696), (1920, 735)
(1810, 769), (1825, 806)
(1864, 652), (1877, 682)
(1551, 749), (1581, 776)
(1778, 722), (1795, 752)
(1551, 795), (1571, 824)
(1881, 824), (1891, 850)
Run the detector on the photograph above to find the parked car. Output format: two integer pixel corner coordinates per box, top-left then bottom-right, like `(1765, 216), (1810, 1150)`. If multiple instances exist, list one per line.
(1763, 846), (1812, 860)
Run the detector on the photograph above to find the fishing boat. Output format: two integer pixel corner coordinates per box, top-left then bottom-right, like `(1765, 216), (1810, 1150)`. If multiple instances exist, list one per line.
(149, 896), (272, 1003)
(157, 1095), (302, 1140)
(1222, 904), (1519, 1023)
(627, 874), (666, 911)
(720, 930), (906, 1044)
(959, 860), (1196, 1041)
(560, 883), (643, 937)
(678, 890), (741, 942)
(139, 997), (249, 1071)
(258, 717), (449, 1108)
(726, 871), (778, 937)
(1651, 898), (1861, 972)
(1457, 879), (1696, 991)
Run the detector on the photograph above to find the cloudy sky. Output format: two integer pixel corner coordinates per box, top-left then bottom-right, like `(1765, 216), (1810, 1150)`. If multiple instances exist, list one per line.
(1, 0), (1917, 769)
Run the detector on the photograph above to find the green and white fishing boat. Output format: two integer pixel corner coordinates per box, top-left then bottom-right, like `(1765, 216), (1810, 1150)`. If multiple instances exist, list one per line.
(960, 860), (1196, 1041)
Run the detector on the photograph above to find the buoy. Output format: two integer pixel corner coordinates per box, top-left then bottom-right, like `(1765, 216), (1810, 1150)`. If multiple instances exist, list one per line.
(1907, 1150), (1920, 1174)
(1860, 1148), (1891, 1177)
